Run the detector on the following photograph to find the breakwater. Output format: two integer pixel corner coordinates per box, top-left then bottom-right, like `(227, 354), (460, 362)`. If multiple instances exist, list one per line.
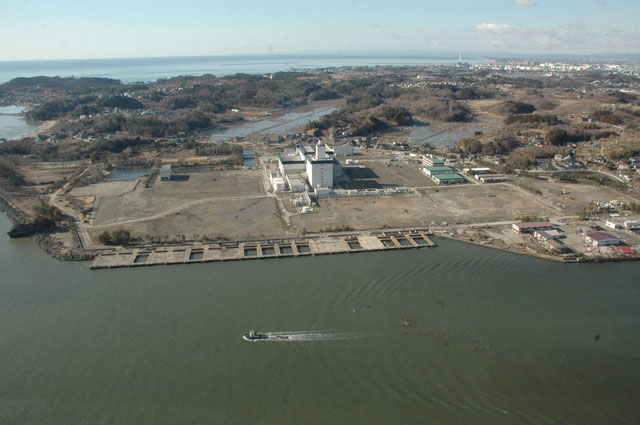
(90, 230), (435, 269)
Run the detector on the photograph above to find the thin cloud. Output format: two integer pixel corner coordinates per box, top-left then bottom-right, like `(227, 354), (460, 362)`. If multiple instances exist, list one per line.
(476, 23), (513, 34)
(513, 0), (537, 6)
(473, 21), (640, 54)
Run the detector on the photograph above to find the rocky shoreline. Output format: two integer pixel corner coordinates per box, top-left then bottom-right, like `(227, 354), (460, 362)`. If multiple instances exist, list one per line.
(0, 190), (94, 261)
(32, 233), (96, 261)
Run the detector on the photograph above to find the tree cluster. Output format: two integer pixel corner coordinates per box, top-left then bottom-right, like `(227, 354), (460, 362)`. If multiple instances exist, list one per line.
(98, 229), (133, 245)
(500, 101), (536, 115)
(422, 101), (472, 122)
(504, 114), (559, 126)
(7, 202), (66, 238)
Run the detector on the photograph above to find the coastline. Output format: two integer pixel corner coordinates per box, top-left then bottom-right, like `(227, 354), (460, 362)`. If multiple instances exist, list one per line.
(2, 193), (638, 266)
(23, 119), (57, 139)
(0, 189), (94, 261)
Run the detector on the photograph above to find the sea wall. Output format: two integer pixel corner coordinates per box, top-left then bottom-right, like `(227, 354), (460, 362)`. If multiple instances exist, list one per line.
(0, 189), (94, 261)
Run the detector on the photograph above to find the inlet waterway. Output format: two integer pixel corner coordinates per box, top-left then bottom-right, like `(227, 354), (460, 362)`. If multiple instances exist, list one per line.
(208, 106), (337, 142)
(1, 213), (639, 424)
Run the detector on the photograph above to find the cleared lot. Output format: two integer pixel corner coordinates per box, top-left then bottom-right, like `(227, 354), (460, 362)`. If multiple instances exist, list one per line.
(90, 169), (263, 225)
(18, 161), (87, 185)
(74, 169), (284, 242)
(340, 158), (431, 190)
(87, 197), (284, 241)
(290, 183), (558, 233)
(513, 178), (640, 213)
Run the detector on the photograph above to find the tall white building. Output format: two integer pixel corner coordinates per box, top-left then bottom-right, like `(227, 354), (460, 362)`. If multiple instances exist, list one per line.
(306, 142), (334, 188)
(277, 141), (336, 189)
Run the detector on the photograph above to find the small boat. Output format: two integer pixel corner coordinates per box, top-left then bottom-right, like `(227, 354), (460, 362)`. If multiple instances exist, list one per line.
(243, 330), (269, 341)
(275, 335), (289, 340)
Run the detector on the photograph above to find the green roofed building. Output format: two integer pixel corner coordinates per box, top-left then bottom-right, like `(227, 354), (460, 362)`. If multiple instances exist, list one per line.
(431, 173), (465, 185)
(423, 166), (455, 177)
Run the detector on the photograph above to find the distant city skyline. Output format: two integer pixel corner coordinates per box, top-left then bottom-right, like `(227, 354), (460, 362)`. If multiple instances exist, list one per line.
(2, 0), (639, 61)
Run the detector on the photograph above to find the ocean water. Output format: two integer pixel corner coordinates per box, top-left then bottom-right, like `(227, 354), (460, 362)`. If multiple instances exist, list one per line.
(0, 55), (481, 84)
(0, 106), (38, 141)
(1, 213), (639, 425)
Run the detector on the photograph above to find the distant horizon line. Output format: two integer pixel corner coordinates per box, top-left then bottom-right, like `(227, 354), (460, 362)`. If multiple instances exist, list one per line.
(2, 51), (640, 63)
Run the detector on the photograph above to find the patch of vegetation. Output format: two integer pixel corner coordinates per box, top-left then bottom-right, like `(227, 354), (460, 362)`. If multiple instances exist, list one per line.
(320, 225), (354, 233)
(544, 128), (570, 146)
(504, 114), (559, 126)
(590, 110), (622, 125)
(556, 173), (626, 189)
(0, 76), (120, 90)
(608, 147), (640, 160)
(456, 135), (519, 155)
(352, 115), (388, 136)
(7, 202), (66, 238)
(26, 96), (98, 120)
(0, 161), (27, 187)
(98, 229), (133, 245)
(98, 95), (144, 110)
(500, 101), (536, 115)
(506, 145), (559, 170)
(422, 100), (472, 122)
(519, 215), (545, 222)
(382, 106), (412, 125)
(609, 91), (638, 104)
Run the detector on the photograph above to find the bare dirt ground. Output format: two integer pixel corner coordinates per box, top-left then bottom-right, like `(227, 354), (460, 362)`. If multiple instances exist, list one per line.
(17, 160), (87, 185)
(340, 157), (431, 189)
(89, 169), (264, 225)
(69, 169), (287, 243)
(69, 180), (138, 197)
(86, 196), (283, 241)
(290, 183), (559, 233)
(512, 177), (640, 213)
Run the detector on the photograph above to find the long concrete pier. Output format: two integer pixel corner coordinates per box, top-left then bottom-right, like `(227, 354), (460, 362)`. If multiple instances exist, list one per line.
(89, 230), (435, 270)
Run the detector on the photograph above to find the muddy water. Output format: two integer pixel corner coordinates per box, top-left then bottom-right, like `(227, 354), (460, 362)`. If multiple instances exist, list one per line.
(1, 213), (639, 424)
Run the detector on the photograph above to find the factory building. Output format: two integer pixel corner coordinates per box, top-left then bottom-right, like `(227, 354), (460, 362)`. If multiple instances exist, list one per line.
(278, 148), (306, 176)
(585, 232), (620, 247)
(431, 173), (464, 185)
(269, 171), (286, 192)
(463, 167), (493, 176)
(160, 164), (173, 181)
(277, 141), (338, 189)
(512, 221), (553, 233)
(423, 166), (455, 177)
(332, 145), (354, 156)
(478, 175), (509, 184)
(423, 155), (445, 168)
(306, 142), (334, 188)
(286, 174), (306, 192)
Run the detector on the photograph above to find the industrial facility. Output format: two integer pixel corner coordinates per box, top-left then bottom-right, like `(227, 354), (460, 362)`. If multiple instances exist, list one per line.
(274, 141), (342, 193)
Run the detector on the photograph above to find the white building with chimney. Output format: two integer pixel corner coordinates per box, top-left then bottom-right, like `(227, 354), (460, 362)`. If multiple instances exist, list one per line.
(277, 141), (336, 189)
(306, 142), (334, 188)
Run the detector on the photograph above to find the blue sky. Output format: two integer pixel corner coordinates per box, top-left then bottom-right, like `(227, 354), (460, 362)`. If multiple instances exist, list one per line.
(1, 0), (638, 60)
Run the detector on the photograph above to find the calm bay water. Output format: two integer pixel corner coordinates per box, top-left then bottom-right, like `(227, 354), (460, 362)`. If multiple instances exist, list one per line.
(1, 213), (639, 424)
(0, 106), (38, 141)
(0, 55), (482, 84)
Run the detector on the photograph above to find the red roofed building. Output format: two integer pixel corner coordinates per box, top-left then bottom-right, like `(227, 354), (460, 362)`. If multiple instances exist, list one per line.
(585, 232), (620, 247)
(615, 245), (635, 255)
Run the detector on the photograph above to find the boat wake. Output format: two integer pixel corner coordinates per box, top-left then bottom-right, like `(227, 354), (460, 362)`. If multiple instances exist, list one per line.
(255, 330), (361, 342)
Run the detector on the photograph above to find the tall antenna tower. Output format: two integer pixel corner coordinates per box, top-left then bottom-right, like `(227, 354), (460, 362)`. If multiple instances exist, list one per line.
(458, 49), (462, 63)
